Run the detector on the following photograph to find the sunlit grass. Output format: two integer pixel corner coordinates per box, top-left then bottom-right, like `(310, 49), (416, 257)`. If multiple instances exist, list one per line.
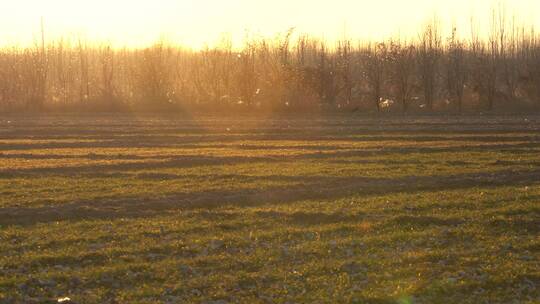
(0, 116), (539, 303)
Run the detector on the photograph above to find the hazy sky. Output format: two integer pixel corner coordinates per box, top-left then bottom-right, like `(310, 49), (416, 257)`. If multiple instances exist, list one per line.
(1, 0), (539, 48)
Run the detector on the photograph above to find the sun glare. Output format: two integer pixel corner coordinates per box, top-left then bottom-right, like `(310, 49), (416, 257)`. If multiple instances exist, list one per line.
(1, 0), (539, 48)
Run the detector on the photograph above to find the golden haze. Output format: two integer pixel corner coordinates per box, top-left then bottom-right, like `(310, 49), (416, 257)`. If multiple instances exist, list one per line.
(1, 0), (539, 49)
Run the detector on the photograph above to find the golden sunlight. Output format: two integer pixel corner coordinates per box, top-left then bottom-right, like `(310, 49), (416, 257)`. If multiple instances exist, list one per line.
(1, 0), (539, 48)
(2, 1), (540, 303)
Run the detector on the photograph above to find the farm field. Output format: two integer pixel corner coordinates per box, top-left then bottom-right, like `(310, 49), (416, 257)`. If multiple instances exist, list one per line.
(0, 115), (539, 304)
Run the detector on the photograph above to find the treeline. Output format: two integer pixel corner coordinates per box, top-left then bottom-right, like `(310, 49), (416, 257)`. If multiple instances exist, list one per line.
(1, 19), (540, 113)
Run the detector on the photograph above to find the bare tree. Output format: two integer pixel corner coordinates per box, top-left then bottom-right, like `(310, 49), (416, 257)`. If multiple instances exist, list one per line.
(78, 39), (90, 103)
(237, 42), (257, 106)
(523, 29), (540, 105)
(99, 45), (116, 103)
(484, 8), (503, 110)
(363, 42), (387, 112)
(2, 16), (540, 114)
(389, 41), (415, 112)
(337, 40), (353, 106)
(136, 42), (174, 106)
(501, 17), (521, 103)
(418, 21), (441, 111)
(316, 43), (339, 105)
(446, 27), (467, 112)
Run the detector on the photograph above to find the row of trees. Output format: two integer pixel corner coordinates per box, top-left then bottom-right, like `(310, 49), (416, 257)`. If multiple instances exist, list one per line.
(1, 19), (540, 113)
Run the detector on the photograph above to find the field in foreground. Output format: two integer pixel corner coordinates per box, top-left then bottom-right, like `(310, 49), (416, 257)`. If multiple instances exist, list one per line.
(0, 115), (539, 304)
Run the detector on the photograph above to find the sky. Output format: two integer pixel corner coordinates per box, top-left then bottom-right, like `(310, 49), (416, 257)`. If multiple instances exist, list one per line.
(0, 0), (539, 49)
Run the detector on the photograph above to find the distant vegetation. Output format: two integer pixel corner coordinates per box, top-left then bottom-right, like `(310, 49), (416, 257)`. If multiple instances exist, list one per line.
(2, 14), (540, 113)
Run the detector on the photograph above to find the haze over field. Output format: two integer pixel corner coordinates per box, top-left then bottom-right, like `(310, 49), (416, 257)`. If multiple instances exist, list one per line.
(1, 0), (540, 48)
(1, 2), (540, 303)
